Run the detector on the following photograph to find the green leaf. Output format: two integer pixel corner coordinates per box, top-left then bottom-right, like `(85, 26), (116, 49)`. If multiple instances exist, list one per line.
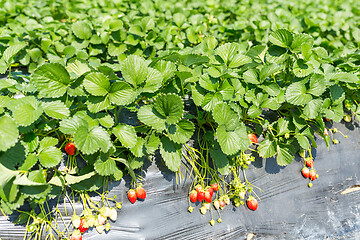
(130, 157), (145, 170)
(0, 142), (25, 169)
(259, 63), (281, 81)
(97, 114), (114, 128)
(212, 103), (239, 130)
(94, 154), (117, 176)
(216, 125), (249, 155)
(159, 137), (182, 172)
(154, 60), (177, 82)
(243, 69), (260, 84)
(228, 54), (251, 68)
(138, 105), (166, 131)
(153, 94), (184, 125)
(331, 72), (358, 83)
(145, 135), (160, 154)
(325, 104), (343, 122)
(14, 174), (46, 186)
(65, 172), (96, 185)
(83, 72), (110, 96)
(215, 43), (240, 66)
(39, 137), (58, 151)
(42, 101), (70, 119)
(66, 60), (91, 78)
(167, 120), (195, 144)
(285, 82), (312, 105)
(59, 115), (87, 135)
(276, 143), (295, 166)
(86, 96), (112, 113)
(179, 54), (210, 67)
(295, 135), (309, 149)
(258, 139), (277, 158)
(293, 59), (313, 78)
(199, 74), (218, 92)
(329, 85), (344, 103)
(74, 126), (111, 154)
(307, 74), (326, 96)
(277, 118), (290, 136)
(31, 63), (71, 98)
(112, 124), (137, 148)
(269, 29), (293, 48)
(72, 21), (92, 40)
(11, 96), (43, 126)
(18, 153), (37, 171)
(1, 42), (27, 64)
(108, 81), (136, 105)
(121, 55), (148, 88)
(38, 146), (62, 168)
(0, 115), (19, 152)
(209, 147), (230, 175)
(304, 99), (323, 119)
(130, 137), (146, 157)
(0, 164), (18, 201)
(202, 92), (223, 111)
(291, 33), (314, 52)
(141, 68), (163, 93)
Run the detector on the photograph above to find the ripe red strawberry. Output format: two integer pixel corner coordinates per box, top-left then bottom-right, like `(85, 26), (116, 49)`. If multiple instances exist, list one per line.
(305, 158), (314, 168)
(70, 230), (82, 240)
(301, 167), (310, 178)
(128, 189), (137, 204)
(210, 183), (218, 192)
(78, 218), (88, 233)
(135, 186), (146, 200)
(206, 187), (214, 197)
(247, 196), (258, 211)
(197, 190), (205, 202)
(189, 190), (198, 203)
(195, 185), (203, 193)
(248, 133), (258, 144)
(65, 142), (76, 156)
(204, 190), (212, 203)
(309, 169), (317, 181)
(219, 200), (226, 208)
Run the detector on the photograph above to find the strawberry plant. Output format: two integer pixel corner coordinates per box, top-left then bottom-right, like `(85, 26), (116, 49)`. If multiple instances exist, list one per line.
(1, 0), (360, 238)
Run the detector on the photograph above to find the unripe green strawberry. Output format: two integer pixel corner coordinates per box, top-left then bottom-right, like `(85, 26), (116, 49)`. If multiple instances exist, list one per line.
(188, 206), (194, 213)
(200, 206), (207, 215)
(105, 222), (111, 231)
(217, 218), (222, 223)
(97, 215), (106, 226)
(344, 115), (351, 122)
(116, 202), (122, 209)
(210, 219), (215, 226)
(203, 202), (211, 210)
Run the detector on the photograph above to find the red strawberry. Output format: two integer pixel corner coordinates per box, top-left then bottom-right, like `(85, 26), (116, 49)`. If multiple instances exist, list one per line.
(305, 158), (314, 168)
(135, 186), (146, 200)
(195, 185), (203, 193)
(204, 190), (212, 203)
(301, 167), (310, 178)
(78, 218), (88, 233)
(70, 230), (82, 240)
(247, 196), (258, 211)
(197, 190), (205, 202)
(189, 190), (198, 203)
(324, 117), (331, 122)
(248, 133), (258, 144)
(210, 183), (218, 191)
(206, 187), (214, 197)
(219, 200), (226, 208)
(128, 189), (137, 204)
(65, 142), (76, 156)
(309, 169), (316, 181)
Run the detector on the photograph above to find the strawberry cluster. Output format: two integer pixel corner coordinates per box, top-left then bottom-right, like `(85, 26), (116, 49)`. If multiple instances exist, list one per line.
(127, 185), (147, 204)
(71, 205), (120, 239)
(301, 157), (319, 187)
